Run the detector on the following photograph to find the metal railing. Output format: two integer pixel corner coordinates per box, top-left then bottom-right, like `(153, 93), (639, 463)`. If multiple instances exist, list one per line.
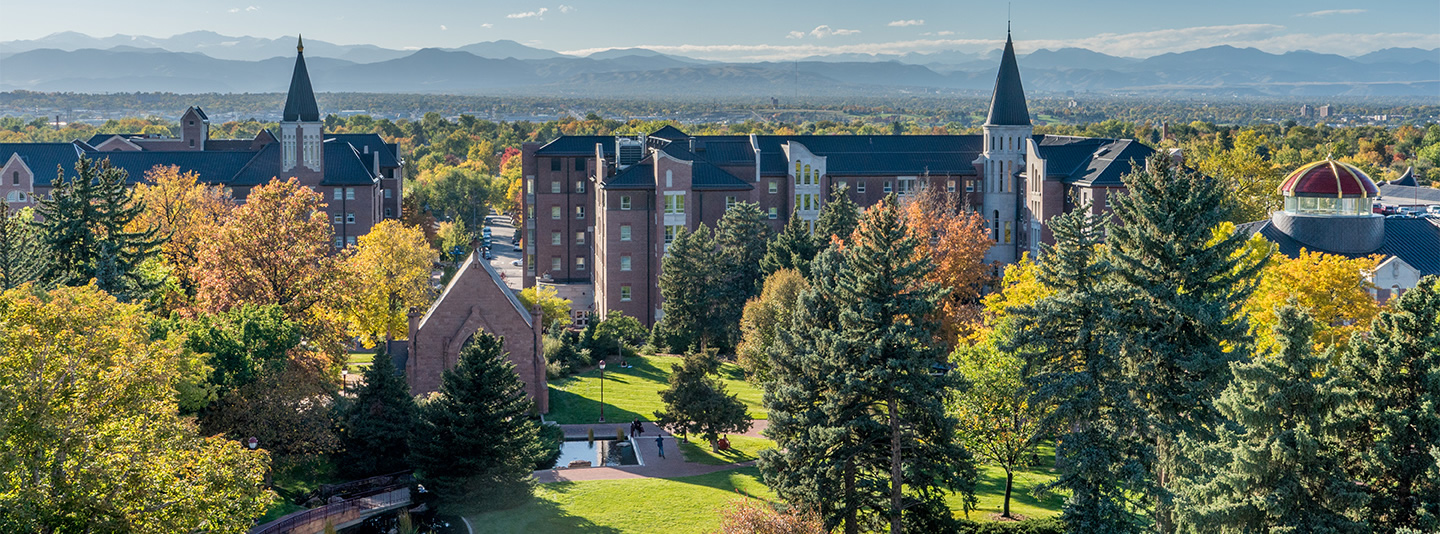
(249, 486), (412, 534)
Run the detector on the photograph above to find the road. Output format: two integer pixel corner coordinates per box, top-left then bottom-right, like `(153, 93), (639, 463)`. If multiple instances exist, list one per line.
(482, 213), (524, 292)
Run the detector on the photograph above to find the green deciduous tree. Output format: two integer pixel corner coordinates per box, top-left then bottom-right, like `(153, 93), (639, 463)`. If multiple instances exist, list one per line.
(1337, 275), (1440, 533)
(335, 347), (419, 478)
(653, 350), (751, 449)
(1175, 304), (1369, 533)
(518, 285), (573, 331)
(410, 333), (546, 511)
(36, 156), (164, 302)
(150, 303), (302, 412)
(0, 201), (41, 290)
(737, 268), (808, 382)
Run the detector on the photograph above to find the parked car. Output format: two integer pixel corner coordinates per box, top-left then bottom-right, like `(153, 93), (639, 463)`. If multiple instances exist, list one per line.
(1427, 205), (1440, 215)
(510, 260), (522, 267)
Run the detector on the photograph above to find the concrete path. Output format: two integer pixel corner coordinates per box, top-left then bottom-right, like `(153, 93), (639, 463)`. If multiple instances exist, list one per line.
(535, 420), (768, 483)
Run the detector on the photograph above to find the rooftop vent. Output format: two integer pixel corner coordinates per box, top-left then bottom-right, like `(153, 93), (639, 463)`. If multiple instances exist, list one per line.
(616, 135), (645, 169)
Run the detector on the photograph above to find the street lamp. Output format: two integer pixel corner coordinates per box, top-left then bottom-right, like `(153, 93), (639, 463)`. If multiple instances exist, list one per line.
(598, 359), (607, 423)
(246, 437), (258, 450)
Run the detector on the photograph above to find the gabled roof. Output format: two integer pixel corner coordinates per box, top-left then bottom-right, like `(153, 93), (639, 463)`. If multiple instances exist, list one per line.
(0, 143), (84, 185)
(985, 33), (1031, 127)
(282, 37), (321, 122)
(94, 150), (257, 186)
(230, 143), (283, 186)
(649, 125), (689, 141)
(754, 135), (983, 176)
(1238, 218), (1440, 276)
(322, 139), (378, 186)
(656, 143), (753, 190)
(1032, 135), (1154, 187)
(1388, 167), (1419, 187)
(604, 162), (654, 190)
(326, 133), (400, 168)
(535, 136), (615, 157)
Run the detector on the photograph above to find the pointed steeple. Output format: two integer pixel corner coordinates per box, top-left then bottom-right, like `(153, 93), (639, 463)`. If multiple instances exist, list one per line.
(282, 35), (320, 122)
(985, 31), (1030, 126)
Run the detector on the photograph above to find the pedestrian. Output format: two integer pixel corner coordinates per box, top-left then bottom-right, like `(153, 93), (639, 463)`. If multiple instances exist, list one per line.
(630, 419), (641, 438)
(656, 435), (665, 459)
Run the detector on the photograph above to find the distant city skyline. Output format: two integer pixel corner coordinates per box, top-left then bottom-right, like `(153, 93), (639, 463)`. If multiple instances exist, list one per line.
(3, 0), (1437, 61)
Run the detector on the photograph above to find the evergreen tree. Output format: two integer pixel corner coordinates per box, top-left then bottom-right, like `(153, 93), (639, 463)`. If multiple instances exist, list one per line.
(1175, 304), (1369, 533)
(653, 350), (751, 449)
(760, 212), (817, 278)
(814, 185), (860, 247)
(335, 347), (419, 478)
(36, 157), (163, 302)
(1008, 204), (1151, 533)
(1338, 275), (1440, 533)
(762, 196), (974, 534)
(410, 333), (544, 510)
(1106, 154), (1265, 529)
(654, 225), (725, 352)
(0, 201), (41, 290)
(715, 201), (771, 346)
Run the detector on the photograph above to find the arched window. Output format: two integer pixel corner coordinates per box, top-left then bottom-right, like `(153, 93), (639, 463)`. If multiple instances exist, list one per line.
(804, 165), (811, 185)
(5, 191), (22, 202)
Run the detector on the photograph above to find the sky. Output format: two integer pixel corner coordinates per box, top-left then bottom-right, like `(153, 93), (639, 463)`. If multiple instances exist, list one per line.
(3, 0), (1437, 61)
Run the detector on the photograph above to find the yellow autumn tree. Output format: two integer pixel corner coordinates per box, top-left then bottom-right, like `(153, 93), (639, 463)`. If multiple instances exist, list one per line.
(1244, 249), (1383, 352)
(901, 186), (994, 347)
(344, 220), (439, 347)
(130, 165), (234, 311)
(981, 252), (1052, 326)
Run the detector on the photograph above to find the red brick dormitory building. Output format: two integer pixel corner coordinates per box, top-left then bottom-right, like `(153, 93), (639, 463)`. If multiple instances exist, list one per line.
(520, 32), (1159, 327)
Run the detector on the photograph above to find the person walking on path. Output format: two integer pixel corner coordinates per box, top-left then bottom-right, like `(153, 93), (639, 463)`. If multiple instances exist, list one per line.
(655, 435), (665, 459)
(630, 419), (642, 438)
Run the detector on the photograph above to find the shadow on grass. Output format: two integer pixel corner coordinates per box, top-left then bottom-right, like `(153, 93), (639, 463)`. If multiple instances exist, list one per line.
(467, 484), (624, 534)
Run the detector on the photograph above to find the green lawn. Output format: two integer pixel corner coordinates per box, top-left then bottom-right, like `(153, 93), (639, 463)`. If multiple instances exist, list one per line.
(545, 355), (766, 424)
(346, 350), (374, 373)
(678, 435), (775, 466)
(468, 467), (773, 534)
(946, 443), (1064, 521)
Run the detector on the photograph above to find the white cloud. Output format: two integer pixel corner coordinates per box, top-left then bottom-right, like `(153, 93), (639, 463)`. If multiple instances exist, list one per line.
(227, 6), (257, 13)
(922, 30), (954, 36)
(440, 25), (447, 30)
(786, 31), (806, 40)
(559, 4), (575, 13)
(1298, 9), (1366, 17)
(246, 5), (258, 11)
(228, 8), (239, 13)
(888, 19), (924, 27)
(806, 25), (861, 39)
(506, 7), (548, 19)
(482, 23), (494, 29)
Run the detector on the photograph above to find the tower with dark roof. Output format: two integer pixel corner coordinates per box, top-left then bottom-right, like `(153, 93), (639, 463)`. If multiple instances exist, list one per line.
(977, 30), (1033, 264)
(281, 36), (323, 177)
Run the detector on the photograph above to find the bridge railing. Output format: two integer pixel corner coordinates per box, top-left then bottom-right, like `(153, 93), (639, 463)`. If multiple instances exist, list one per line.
(249, 486), (411, 534)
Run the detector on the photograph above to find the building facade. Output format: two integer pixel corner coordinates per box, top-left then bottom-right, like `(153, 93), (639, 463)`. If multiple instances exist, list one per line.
(520, 33), (1158, 326)
(0, 37), (404, 245)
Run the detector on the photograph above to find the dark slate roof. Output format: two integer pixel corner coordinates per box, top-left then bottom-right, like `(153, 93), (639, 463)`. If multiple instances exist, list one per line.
(1237, 218), (1440, 276)
(282, 42), (321, 122)
(230, 143), (283, 186)
(1378, 183), (1440, 205)
(94, 150), (257, 186)
(326, 133), (400, 168)
(205, 139), (258, 151)
(192, 106), (209, 121)
(322, 139), (378, 186)
(649, 125), (689, 141)
(604, 162), (654, 189)
(985, 33), (1031, 126)
(1387, 167), (1419, 187)
(754, 135), (983, 176)
(535, 136), (615, 157)
(0, 143), (83, 185)
(655, 143), (753, 190)
(694, 139), (755, 165)
(1030, 136), (1153, 187)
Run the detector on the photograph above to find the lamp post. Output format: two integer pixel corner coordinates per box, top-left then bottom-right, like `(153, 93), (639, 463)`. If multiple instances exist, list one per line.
(598, 360), (607, 423)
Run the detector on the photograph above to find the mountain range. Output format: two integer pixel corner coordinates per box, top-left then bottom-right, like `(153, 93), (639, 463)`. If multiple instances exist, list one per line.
(2, 32), (1436, 97)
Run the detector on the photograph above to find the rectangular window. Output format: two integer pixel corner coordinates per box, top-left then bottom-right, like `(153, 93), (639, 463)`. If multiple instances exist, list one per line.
(664, 193), (685, 214)
(346, 236), (356, 246)
(768, 207), (778, 219)
(333, 188), (342, 200)
(576, 231), (585, 246)
(334, 214), (343, 224)
(346, 187), (355, 201)
(575, 158), (586, 171)
(575, 205), (585, 219)
(551, 206), (561, 220)
(526, 179), (534, 195)
(768, 181), (778, 194)
(620, 196), (632, 210)
(385, 208), (393, 217)
(947, 180), (957, 193)
(526, 254), (535, 274)
(620, 255), (632, 271)
(665, 225), (684, 244)
(726, 196), (737, 209)
(334, 236), (343, 248)
(966, 180), (975, 193)
(576, 181), (585, 194)
(857, 181), (866, 193)
(1004, 222), (1012, 244)
(837, 181), (847, 192)
(620, 285), (632, 302)
(620, 225), (632, 241)
(550, 158), (562, 171)
(384, 188), (392, 199)
(551, 257), (562, 271)
(576, 257), (585, 270)
(884, 181), (893, 194)
(551, 181), (561, 194)
(898, 178), (915, 196)
(346, 212), (356, 224)
(551, 231), (562, 246)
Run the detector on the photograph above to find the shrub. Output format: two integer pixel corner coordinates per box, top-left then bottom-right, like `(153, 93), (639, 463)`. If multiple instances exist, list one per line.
(714, 499), (826, 534)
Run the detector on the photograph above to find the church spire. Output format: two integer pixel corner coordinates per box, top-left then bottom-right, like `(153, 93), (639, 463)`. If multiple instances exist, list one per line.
(282, 35), (320, 122)
(984, 31), (1030, 126)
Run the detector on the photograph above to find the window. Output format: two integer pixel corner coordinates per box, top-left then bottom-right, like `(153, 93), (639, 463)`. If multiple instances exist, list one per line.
(346, 236), (357, 246)
(665, 225), (684, 244)
(334, 236), (343, 248)
(575, 205), (585, 219)
(857, 181), (866, 193)
(884, 181), (893, 194)
(384, 188), (392, 199)
(552, 231), (562, 246)
(576, 231), (585, 246)
(334, 214), (343, 224)
(575, 158), (586, 171)
(794, 161), (802, 186)
(346, 188), (355, 201)
(526, 179), (534, 195)
(768, 207), (778, 219)
(334, 188), (342, 200)
(551, 181), (561, 194)
(576, 181), (585, 194)
(993, 210), (1000, 241)
(189, 139), (195, 148)
(576, 257), (585, 270)
(947, 180), (956, 193)
(620, 285), (633, 302)
(346, 212), (356, 224)
(836, 181), (847, 192)
(551, 257), (562, 271)
(664, 193), (685, 214)
(768, 181), (778, 194)
(11, 171), (18, 185)
(550, 158), (562, 171)
(1004, 222), (1012, 244)
(385, 208), (393, 217)
(804, 164), (811, 185)
(898, 178), (915, 196)
(726, 196), (737, 209)
(620, 196), (632, 210)
(552, 206), (561, 219)
(620, 225), (632, 241)
(665, 170), (673, 188)
(620, 255), (632, 271)
(966, 180), (975, 193)
(526, 254), (535, 273)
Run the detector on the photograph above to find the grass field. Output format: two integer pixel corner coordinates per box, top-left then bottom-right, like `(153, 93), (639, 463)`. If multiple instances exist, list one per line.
(346, 350), (374, 373)
(947, 443), (1064, 521)
(468, 467), (773, 534)
(677, 434), (776, 466)
(545, 355), (766, 424)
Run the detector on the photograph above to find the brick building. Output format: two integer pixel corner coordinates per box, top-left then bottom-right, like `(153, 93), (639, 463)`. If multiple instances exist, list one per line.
(0, 37), (404, 245)
(520, 32), (1158, 326)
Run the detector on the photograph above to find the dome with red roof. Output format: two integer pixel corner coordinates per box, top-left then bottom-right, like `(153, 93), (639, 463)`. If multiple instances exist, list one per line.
(1279, 159), (1379, 217)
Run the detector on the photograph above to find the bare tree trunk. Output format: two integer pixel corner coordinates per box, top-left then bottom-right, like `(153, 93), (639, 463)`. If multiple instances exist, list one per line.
(889, 397), (903, 534)
(1002, 469), (1014, 518)
(844, 448), (858, 534)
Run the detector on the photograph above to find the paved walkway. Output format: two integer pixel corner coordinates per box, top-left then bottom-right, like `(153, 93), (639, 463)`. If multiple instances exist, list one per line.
(534, 420), (768, 483)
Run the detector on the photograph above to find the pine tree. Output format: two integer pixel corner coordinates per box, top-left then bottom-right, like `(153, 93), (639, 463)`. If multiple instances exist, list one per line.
(1175, 304), (1369, 533)
(760, 212), (817, 278)
(1106, 154), (1265, 530)
(335, 347), (419, 478)
(1007, 204), (1151, 533)
(654, 225), (724, 352)
(762, 196), (974, 534)
(814, 185), (860, 247)
(0, 201), (41, 290)
(409, 333), (544, 510)
(715, 201), (771, 347)
(36, 157), (163, 302)
(653, 350), (751, 448)
(1338, 275), (1440, 533)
